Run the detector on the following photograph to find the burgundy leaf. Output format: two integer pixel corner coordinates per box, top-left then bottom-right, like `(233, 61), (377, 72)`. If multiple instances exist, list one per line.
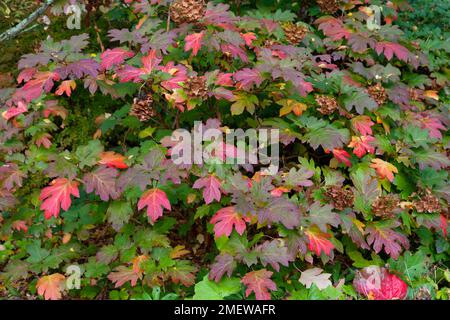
(209, 253), (236, 282)
(83, 166), (120, 201)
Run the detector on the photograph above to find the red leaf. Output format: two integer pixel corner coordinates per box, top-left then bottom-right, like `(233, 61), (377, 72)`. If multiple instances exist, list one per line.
(419, 116), (446, 139)
(215, 72), (234, 86)
(348, 135), (376, 158)
(39, 178), (80, 219)
(234, 68), (263, 90)
(374, 41), (410, 62)
(13, 71), (59, 102)
(141, 50), (162, 73)
(184, 31), (205, 56)
(35, 132), (52, 149)
(332, 148), (352, 166)
(270, 186), (289, 197)
(193, 175), (222, 204)
(370, 158), (398, 182)
(17, 67), (36, 83)
(316, 16), (351, 40)
(12, 220), (28, 232)
(98, 151), (128, 169)
(305, 227), (334, 257)
(240, 32), (256, 46)
(354, 266), (408, 300)
(352, 115), (375, 136)
(36, 273), (66, 300)
(158, 62), (188, 90)
(116, 65), (144, 83)
(221, 43), (249, 62)
(137, 188), (171, 223)
(100, 48), (134, 70)
(116, 50), (161, 82)
(440, 215), (448, 237)
(210, 206), (249, 237)
(2, 101), (27, 120)
(241, 269), (277, 300)
(55, 80), (76, 97)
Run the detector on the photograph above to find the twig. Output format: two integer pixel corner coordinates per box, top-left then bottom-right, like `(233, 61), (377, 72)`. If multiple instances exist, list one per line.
(166, 9), (171, 31)
(0, 0), (55, 43)
(94, 22), (105, 52)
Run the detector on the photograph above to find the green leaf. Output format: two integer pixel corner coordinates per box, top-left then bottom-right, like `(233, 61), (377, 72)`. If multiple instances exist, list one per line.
(341, 85), (378, 114)
(347, 250), (383, 268)
(388, 250), (430, 281)
(107, 201), (133, 231)
(230, 93), (258, 115)
(26, 241), (50, 264)
(303, 125), (350, 150)
(404, 126), (431, 148)
(75, 140), (104, 169)
(414, 148), (450, 170)
(194, 204), (210, 220)
(84, 257), (110, 278)
(193, 275), (241, 300)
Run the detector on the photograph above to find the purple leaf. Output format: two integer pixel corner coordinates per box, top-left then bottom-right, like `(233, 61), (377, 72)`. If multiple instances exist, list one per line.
(307, 201), (340, 232)
(83, 166), (120, 201)
(366, 221), (409, 259)
(209, 253), (236, 282)
(258, 197), (301, 229)
(282, 167), (314, 188)
(0, 163), (26, 190)
(254, 240), (293, 272)
(56, 59), (100, 79)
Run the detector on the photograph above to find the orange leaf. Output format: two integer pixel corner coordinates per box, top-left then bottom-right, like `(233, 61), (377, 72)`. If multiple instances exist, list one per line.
(277, 99), (307, 116)
(55, 80), (76, 97)
(370, 158), (398, 182)
(36, 273), (66, 300)
(98, 151), (128, 169)
(424, 90), (439, 101)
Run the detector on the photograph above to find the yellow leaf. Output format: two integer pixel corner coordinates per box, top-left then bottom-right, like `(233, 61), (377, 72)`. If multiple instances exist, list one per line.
(352, 219), (365, 233)
(424, 90), (439, 100)
(186, 193), (197, 204)
(170, 245), (190, 259)
(277, 99), (307, 116)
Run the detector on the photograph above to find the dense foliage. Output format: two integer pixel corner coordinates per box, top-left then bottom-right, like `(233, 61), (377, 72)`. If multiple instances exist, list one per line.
(0, 0), (449, 300)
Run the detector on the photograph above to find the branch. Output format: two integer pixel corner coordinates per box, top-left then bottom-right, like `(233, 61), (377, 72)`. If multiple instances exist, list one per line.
(0, 0), (55, 43)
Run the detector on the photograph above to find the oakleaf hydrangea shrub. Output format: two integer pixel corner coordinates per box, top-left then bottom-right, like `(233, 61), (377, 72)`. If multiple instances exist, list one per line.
(0, 0), (448, 300)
